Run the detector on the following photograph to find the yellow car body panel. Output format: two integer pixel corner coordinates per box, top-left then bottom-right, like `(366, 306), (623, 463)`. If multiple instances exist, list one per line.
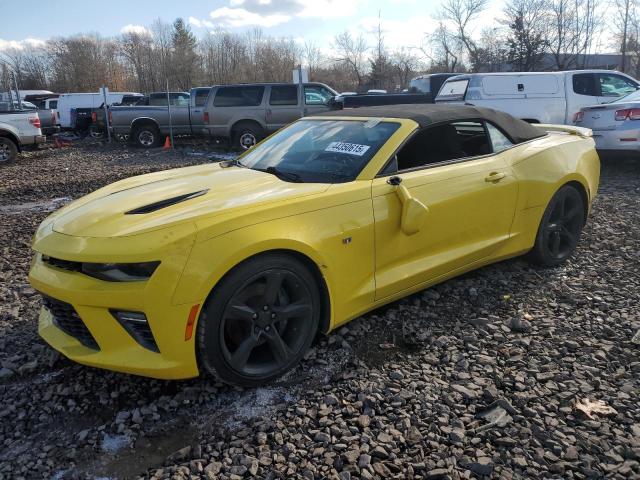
(28, 116), (600, 379)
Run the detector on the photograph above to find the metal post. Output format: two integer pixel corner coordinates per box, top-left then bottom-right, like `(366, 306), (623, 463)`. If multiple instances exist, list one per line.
(11, 72), (21, 110)
(102, 85), (112, 143)
(297, 65), (305, 118)
(166, 80), (174, 149)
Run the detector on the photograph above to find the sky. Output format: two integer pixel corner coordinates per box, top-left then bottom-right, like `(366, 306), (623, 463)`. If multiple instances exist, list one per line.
(0, 0), (508, 54)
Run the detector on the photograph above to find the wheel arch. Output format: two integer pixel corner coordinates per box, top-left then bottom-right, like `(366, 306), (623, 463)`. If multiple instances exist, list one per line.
(131, 117), (161, 133)
(230, 118), (264, 137)
(0, 129), (21, 152)
(197, 247), (333, 336)
(561, 178), (590, 225)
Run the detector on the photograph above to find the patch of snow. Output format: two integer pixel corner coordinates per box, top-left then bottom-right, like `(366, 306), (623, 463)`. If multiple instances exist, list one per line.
(101, 433), (131, 454)
(0, 197), (71, 214)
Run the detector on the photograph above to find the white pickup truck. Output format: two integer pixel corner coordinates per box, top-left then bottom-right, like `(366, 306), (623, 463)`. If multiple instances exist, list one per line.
(0, 105), (46, 164)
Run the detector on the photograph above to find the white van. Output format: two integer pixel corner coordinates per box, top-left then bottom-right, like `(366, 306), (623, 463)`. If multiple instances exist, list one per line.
(435, 70), (640, 125)
(56, 91), (143, 129)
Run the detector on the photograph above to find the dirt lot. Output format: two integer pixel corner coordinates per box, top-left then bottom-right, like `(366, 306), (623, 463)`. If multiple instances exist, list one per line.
(0, 142), (639, 480)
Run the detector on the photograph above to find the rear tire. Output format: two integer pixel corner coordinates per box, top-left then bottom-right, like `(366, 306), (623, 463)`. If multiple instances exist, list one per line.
(133, 124), (162, 148)
(528, 185), (585, 266)
(197, 253), (320, 387)
(233, 122), (263, 150)
(0, 138), (18, 164)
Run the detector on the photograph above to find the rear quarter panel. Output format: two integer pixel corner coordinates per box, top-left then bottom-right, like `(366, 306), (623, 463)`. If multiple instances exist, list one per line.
(506, 132), (600, 253)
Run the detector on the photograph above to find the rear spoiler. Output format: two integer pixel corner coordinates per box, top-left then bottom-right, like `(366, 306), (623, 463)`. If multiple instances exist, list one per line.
(535, 124), (592, 138)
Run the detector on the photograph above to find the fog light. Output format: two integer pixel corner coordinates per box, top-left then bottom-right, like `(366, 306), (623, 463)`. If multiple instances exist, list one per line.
(111, 310), (159, 352)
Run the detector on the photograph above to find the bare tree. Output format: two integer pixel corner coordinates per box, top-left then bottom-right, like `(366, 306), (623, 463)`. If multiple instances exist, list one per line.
(422, 22), (463, 71)
(332, 31), (368, 90)
(438, 0), (489, 70)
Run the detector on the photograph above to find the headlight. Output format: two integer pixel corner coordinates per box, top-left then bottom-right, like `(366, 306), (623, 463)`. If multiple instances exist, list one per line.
(81, 261), (160, 282)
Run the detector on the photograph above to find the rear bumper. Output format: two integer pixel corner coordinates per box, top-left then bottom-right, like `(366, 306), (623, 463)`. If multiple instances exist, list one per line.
(19, 135), (47, 145)
(42, 126), (60, 136)
(591, 128), (640, 151)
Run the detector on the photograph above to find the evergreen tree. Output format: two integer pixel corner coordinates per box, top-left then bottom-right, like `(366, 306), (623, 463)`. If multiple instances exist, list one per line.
(170, 18), (199, 90)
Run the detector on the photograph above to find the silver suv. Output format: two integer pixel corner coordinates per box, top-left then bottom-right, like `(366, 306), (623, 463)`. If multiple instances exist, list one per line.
(203, 83), (337, 149)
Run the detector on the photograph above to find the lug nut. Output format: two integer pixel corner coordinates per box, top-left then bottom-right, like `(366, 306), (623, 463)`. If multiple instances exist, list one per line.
(252, 313), (258, 319)
(271, 313), (276, 319)
(265, 326), (271, 331)
(263, 305), (269, 311)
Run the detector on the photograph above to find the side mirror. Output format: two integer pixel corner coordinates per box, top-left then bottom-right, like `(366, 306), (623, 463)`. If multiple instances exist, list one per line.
(389, 179), (429, 235)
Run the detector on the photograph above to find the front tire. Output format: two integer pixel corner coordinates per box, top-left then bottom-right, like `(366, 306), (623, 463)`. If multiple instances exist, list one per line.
(0, 138), (18, 164)
(197, 254), (320, 387)
(528, 185), (585, 266)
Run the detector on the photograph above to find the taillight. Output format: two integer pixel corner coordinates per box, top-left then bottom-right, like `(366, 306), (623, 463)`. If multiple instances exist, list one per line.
(203, 111), (209, 124)
(51, 112), (55, 124)
(573, 111), (584, 123)
(91, 112), (97, 123)
(108, 111), (113, 124)
(29, 116), (41, 129)
(615, 108), (640, 120)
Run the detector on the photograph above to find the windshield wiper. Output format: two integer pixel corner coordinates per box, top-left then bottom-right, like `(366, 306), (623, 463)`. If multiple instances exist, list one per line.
(256, 166), (303, 183)
(220, 158), (246, 168)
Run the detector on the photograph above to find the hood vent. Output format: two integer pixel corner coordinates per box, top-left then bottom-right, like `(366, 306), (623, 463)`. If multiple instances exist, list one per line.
(125, 189), (209, 215)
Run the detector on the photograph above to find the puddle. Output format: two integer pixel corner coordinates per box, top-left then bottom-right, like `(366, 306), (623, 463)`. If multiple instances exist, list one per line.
(0, 197), (70, 214)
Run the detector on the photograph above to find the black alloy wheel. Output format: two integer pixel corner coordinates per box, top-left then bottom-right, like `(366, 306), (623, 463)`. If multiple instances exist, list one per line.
(529, 185), (585, 266)
(198, 254), (320, 386)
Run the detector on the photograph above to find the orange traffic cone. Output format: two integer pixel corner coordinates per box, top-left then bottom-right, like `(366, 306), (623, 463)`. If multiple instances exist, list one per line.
(163, 136), (171, 150)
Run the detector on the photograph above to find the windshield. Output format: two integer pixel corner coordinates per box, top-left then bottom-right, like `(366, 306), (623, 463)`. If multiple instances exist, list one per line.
(610, 89), (640, 103)
(238, 119), (400, 183)
(436, 79), (469, 101)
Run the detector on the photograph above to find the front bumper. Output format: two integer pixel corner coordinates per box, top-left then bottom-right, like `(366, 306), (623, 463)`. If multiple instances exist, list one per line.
(28, 228), (202, 380)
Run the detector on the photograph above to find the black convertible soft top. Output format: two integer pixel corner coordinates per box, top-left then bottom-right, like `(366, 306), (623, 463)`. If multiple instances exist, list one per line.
(319, 104), (545, 144)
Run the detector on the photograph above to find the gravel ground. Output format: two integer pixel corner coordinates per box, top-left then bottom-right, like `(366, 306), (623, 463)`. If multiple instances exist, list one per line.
(0, 142), (639, 480)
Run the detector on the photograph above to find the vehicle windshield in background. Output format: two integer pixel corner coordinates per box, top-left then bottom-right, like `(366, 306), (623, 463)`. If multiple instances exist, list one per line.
(238, 119), (400, 183)
(436, 79), (469, 101)
(609, 89), (640, 103)
(409, 78), (430, 94)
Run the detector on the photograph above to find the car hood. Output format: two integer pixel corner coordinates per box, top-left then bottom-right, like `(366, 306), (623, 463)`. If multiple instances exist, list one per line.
(50, 164), (330, 238)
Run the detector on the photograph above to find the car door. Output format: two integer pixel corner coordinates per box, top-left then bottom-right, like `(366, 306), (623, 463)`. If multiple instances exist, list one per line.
(303, 84), (335, 116)
(372, 120), (518, 300)
(266, 85), (301, 132)
(168, 93), (191, 134)
(189, 88), (210, 132)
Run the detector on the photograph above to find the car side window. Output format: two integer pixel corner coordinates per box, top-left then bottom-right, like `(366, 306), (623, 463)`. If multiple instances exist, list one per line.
(194, 89), (210, 107)
(304, 85), (333, 105)
(270, 85), (298, 106)
(572, 73), (598, 96)
(394, 121), (490, 172)
(214, 86), (265, 107)
(486, 122), (513, 153)
(49, 100), (57, 109)
(598, 74), (638, 97)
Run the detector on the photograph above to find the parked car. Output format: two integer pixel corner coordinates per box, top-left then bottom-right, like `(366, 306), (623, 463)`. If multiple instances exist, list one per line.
(109, 88), (211, 147)
(56, 92), (144, 130)
(12, 100), (59, 136)
(203, 82), (337, 149)
(89, 95), (146, 138)
(574, 88), (640, 154)
(0, 102), (45, 163)
(435, 70), (640, 124)
(29, 104), (599, 385)
(334, 74), (457, 109)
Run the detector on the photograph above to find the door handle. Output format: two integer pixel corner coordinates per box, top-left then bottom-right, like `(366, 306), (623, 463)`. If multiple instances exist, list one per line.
(485, 172), (506, 183)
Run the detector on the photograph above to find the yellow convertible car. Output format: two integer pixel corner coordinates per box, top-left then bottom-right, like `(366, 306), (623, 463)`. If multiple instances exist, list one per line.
(28, 105), (600, 385)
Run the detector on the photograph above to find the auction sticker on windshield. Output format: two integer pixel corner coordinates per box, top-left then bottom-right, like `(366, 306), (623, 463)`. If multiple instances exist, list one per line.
(325, 142), (370, 156)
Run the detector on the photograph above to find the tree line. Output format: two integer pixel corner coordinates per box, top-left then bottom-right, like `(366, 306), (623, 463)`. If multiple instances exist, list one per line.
(2, 0), (640, 95)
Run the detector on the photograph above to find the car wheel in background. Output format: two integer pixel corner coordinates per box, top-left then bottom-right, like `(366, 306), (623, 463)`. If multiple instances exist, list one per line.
(198, 253), (320, 387)
(234, 122), (263, 150)
(528, 185), (585, 266)
(133, 124), (162, 148)
(0, 138), (18, 164)
(89, 127), (105, 139)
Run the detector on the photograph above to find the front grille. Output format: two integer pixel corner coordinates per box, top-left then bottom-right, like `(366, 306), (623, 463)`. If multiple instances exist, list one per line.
(42, 256), (82, 273)
(42, 296), (100, 350)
